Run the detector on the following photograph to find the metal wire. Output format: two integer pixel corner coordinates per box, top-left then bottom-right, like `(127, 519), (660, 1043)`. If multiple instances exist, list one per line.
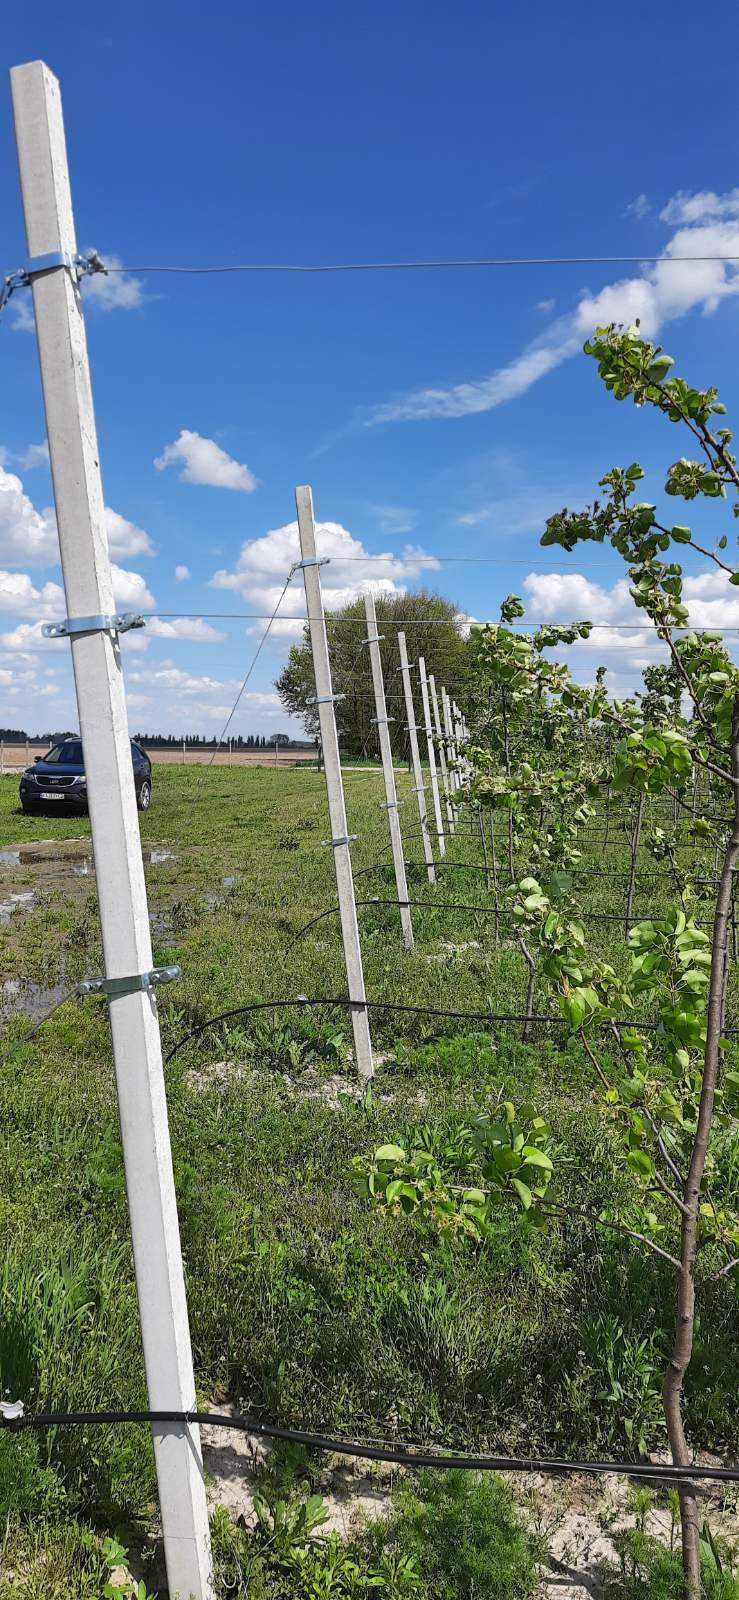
(107, 253), (739, 273)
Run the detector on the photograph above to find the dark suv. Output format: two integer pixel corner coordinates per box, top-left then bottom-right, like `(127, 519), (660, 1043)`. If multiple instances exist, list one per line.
(20, 738), (152, 814)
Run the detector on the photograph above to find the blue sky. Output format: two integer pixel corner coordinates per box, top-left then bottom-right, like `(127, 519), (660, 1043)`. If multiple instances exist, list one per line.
(2, 0), (739, 736)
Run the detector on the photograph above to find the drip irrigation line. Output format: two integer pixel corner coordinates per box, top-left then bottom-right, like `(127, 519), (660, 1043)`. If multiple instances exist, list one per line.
(163, 994), (739, 1065)
(283, 895), (717, 957)
(283, 895), (507, 957)
(1, 1405), (735, 1487)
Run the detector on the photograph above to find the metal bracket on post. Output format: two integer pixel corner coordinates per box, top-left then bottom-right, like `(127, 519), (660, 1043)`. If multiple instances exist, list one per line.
(1, 248), (107, 315)
(307, 693), (346, 706)
(370, 715), (395, 726)
(42, 612), (146, 640)
(77, 965), (181, 999)
(0, 1400), (25, 1429)
(293, 556), (330, 570)
(361, 633), (385, 645)
(320, 834), (358, 848)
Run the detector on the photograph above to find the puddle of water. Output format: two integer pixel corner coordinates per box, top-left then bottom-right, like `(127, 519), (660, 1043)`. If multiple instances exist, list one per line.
(1, 977), (66, 1019)
(0, 843), (175, 878)
(0, 891), (35, 924)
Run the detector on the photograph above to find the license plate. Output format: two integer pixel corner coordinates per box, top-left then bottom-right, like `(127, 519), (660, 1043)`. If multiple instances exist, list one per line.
(40, 792), (65, 800)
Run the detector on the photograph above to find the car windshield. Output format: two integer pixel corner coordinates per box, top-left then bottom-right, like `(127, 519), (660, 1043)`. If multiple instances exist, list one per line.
(44, 741), (84, 765)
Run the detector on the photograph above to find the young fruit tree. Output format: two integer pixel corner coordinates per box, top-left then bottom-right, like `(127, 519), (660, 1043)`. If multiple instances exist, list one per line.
(357, 327), (739, 1600)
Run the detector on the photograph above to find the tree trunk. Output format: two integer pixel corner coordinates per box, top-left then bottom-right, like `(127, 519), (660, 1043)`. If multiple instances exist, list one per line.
(520, 936), (536, 1042)
(664, 694), (739, 1597)
(501, 688), (515, 880)
(624, 791), (645, 936)
(490, 816), (500, 947)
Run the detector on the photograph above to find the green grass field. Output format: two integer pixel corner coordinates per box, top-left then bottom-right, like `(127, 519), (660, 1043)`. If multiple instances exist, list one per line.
(1, 766), (737, 1599)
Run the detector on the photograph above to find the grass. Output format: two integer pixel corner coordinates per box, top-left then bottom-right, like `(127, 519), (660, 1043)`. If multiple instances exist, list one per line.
(0, 766), (737, 1597)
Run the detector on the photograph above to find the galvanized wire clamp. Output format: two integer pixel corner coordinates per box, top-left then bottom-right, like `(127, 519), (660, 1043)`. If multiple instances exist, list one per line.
(1, 249), (107, 317)
(77, 965), (181, 1000)
(307, 693), (346, 706)
(320, 834), (358, 848)
(42, 613), (145, 640)
(370, 716), (395, 726)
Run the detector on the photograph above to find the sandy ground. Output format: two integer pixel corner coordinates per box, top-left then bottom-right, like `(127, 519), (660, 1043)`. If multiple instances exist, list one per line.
(198, 1408), (738, 1599)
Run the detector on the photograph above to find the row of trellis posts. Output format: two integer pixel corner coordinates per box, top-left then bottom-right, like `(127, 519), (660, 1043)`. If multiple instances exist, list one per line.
(6, 59), (473, 1599)
(295, 483), (470, 1079)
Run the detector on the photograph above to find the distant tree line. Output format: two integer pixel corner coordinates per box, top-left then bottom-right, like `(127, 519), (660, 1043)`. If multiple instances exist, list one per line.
(0, 727), (313, 748)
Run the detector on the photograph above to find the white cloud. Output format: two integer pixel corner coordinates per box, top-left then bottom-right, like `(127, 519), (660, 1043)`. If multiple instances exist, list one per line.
(0, 463), (154, 567)
(104, 509), (155, 560)
(0, 570), (65, 617)
(128, 665), (236, 697)
(9, 298), (35, 333)
(456, 479), (590, 536)
(624, 193), (651, 221)
(368, 504), (417, 535)
(0, 466), (55, 565)
(147, 617), (225, 643)
(371, 192), (739, 423)
(154, 430), (258, 492)
(18, 441), (49, 470)
(521, 567), (739, 665)
(371, 337), (577, 423)
(535, 297), (555, 314)
(682, 569), (739, 628)
(659, 190), (739, 225)
(111, 565), (156, 609)
(524, 571), (633, 623)
(81, 255), (144, 312)
(209, 518), (441, 638)
(0, 620), (63, 653)
(174, 564), (190, 582)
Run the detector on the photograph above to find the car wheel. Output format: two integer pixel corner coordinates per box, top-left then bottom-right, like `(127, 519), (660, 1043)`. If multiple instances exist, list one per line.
(21, 803), (37, 815)
(137, 779), (152, 811)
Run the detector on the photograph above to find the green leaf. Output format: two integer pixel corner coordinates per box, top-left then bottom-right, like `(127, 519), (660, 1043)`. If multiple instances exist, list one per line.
(627, 1149), (655, 1180)
(511, 1177), (533, 1210)
(374, 1144), (406, 1164)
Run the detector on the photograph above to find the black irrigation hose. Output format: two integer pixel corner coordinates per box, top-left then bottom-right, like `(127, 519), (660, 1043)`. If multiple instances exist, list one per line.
(1, 1409), (736, 1487)
(283, 895), (508, 957)
(165, 994), (739, 1065)
(285, 897), (715, 959)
